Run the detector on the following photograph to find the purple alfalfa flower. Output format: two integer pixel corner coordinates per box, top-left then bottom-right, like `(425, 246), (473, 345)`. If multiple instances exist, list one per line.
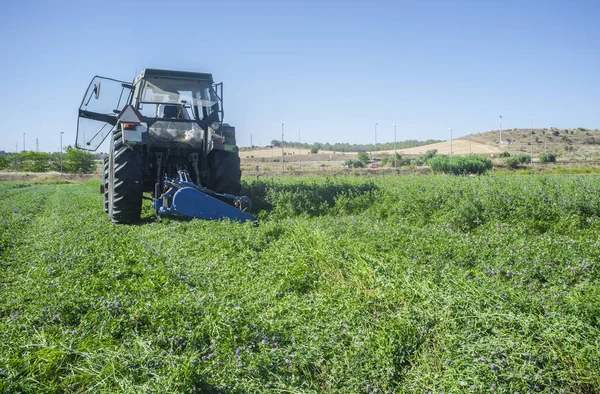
(490, 364), (499, 371)
(445, 359), (452, 365)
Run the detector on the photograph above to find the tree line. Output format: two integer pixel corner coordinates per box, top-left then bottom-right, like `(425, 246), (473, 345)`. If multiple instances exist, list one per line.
(0, 146), (97, 174)
(264, 139), (443, 152)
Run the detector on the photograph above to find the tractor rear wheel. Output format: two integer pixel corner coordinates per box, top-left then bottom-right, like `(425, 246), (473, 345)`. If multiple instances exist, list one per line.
(102, 157), (108, 213)
(209, 150), (241, 196)
(108, 130), (143, 223)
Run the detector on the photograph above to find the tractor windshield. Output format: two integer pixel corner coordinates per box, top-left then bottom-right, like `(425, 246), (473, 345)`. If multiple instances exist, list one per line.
(138, 77), (219, 119)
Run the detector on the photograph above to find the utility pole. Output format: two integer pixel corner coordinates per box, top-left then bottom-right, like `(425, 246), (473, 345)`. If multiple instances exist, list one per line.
(60, 132), (64, 175)
(250, 134), (252, 148)
(498, 115), (503, 144)
(36, 138), (39, 152)
(470, 133), (472, 155)
(23, 133), (25, 152)
(449, 128), (453, 157)
(298, 130), (301, 169)
(374, 122), (378, 158)
(530, 118), (533, 164)
(393, 124), (397, 169)
(281, 123), (284, 173)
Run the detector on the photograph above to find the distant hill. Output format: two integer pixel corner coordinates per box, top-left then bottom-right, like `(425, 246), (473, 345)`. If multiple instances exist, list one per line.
(380, 127), (600, 157)
(456, 127), (600, 157)
(250, 139), (444, 152)
(241, 128), (600, 158)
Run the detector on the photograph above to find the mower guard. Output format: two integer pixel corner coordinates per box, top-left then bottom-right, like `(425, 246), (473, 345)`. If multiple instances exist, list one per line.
(155, 171), (253, 222)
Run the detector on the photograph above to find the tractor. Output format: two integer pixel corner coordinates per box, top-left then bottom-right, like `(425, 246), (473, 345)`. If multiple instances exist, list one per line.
(76, 69), (252, 223)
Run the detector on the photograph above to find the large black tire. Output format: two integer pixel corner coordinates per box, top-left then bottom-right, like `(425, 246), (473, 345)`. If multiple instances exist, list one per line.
(102, 157), (108, 213)
(209, 150), (241, 196)
(108, 130), (143, 223)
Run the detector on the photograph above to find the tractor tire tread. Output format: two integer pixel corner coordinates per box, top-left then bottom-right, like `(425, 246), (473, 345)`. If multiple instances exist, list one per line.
(110, 131), (143, 223)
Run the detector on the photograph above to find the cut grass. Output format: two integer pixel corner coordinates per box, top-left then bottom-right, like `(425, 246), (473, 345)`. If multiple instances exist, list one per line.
(0, 176), (599, 393)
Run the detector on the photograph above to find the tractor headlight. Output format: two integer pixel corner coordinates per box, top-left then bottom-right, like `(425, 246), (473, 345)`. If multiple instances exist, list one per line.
(211, 122), (220, 132)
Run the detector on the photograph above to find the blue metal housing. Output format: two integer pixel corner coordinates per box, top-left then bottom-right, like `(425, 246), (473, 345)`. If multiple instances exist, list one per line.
(154, 171), (253, 222)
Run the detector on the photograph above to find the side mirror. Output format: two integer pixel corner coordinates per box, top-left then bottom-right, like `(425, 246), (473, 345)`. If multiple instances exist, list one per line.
(93, 82), (101, 99)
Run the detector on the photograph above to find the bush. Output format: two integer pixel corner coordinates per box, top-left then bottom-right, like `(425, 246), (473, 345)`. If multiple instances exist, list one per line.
(517, 154), (531, 164)
(0, 154), (9, 170)
(415, 149), (437, 165)
(310, 147), (319, 154)
(64, 146), (96, 174)
(357, 152), (369, 163)
(380, 154), (401, 167)
(16, 151), (52, 172)
(506, 154), (531, 168)
(539, 152), (557, 163)
(344, 159), (364, 168)
(498, 152), (511, 158)
(428, 155), (492, 175)
(505, 157), (520, 168)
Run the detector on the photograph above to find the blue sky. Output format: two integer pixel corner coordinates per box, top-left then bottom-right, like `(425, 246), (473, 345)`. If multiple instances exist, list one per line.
(0, 0), (598, 152)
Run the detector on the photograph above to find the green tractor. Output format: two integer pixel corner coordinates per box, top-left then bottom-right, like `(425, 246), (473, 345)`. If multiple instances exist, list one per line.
(77, 69), (249, 223)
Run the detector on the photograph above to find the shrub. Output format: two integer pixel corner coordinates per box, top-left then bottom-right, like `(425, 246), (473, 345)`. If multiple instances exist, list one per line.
(16, 151), (52, 172)
(428, 155), (492, 175)
(381, 153), (402, 167)
(344, 159), (364, 168)
(357, 152), (369, 163)
(506, 157), (520, 168)
(415, 149), (437, 165)
(498, 152), (511, 158)
(539, 152), (557, 163)
(516, 154), (531, 164)
(64, 146), (96, 174)
(506, 154), (531, 168)
(310, 147), (319, 154)
(0, 154), (9, 170)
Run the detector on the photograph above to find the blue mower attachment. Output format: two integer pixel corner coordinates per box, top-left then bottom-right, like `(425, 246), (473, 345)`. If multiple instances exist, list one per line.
(154, 170), (253, 222)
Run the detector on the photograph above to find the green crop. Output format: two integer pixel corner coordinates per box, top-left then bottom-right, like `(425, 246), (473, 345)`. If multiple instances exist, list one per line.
(1, 175), (599, 393)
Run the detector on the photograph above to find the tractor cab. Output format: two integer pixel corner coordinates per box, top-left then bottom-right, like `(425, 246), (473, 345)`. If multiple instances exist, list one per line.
(76, 69), (225, 151)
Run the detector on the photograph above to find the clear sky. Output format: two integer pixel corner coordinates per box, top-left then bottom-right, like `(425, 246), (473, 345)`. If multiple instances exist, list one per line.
(1, 0), (598, 152)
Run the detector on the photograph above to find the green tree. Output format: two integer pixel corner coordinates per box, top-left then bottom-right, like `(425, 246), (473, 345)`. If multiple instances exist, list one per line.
(0, 154), (9, 170)
(17, 151), (52, 172)
(357, 152), (369, 163)
(64, 146), (96, 174)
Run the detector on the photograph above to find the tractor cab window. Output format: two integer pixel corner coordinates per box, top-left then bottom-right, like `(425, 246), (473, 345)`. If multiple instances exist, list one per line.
(137, 77), (218, 121)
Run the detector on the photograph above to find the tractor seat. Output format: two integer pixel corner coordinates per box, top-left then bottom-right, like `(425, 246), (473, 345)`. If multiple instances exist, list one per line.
(162, 105), (179, 119)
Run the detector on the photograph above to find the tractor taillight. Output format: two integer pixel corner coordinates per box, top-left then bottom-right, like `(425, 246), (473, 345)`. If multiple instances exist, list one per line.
(123, 123), (138, 130)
